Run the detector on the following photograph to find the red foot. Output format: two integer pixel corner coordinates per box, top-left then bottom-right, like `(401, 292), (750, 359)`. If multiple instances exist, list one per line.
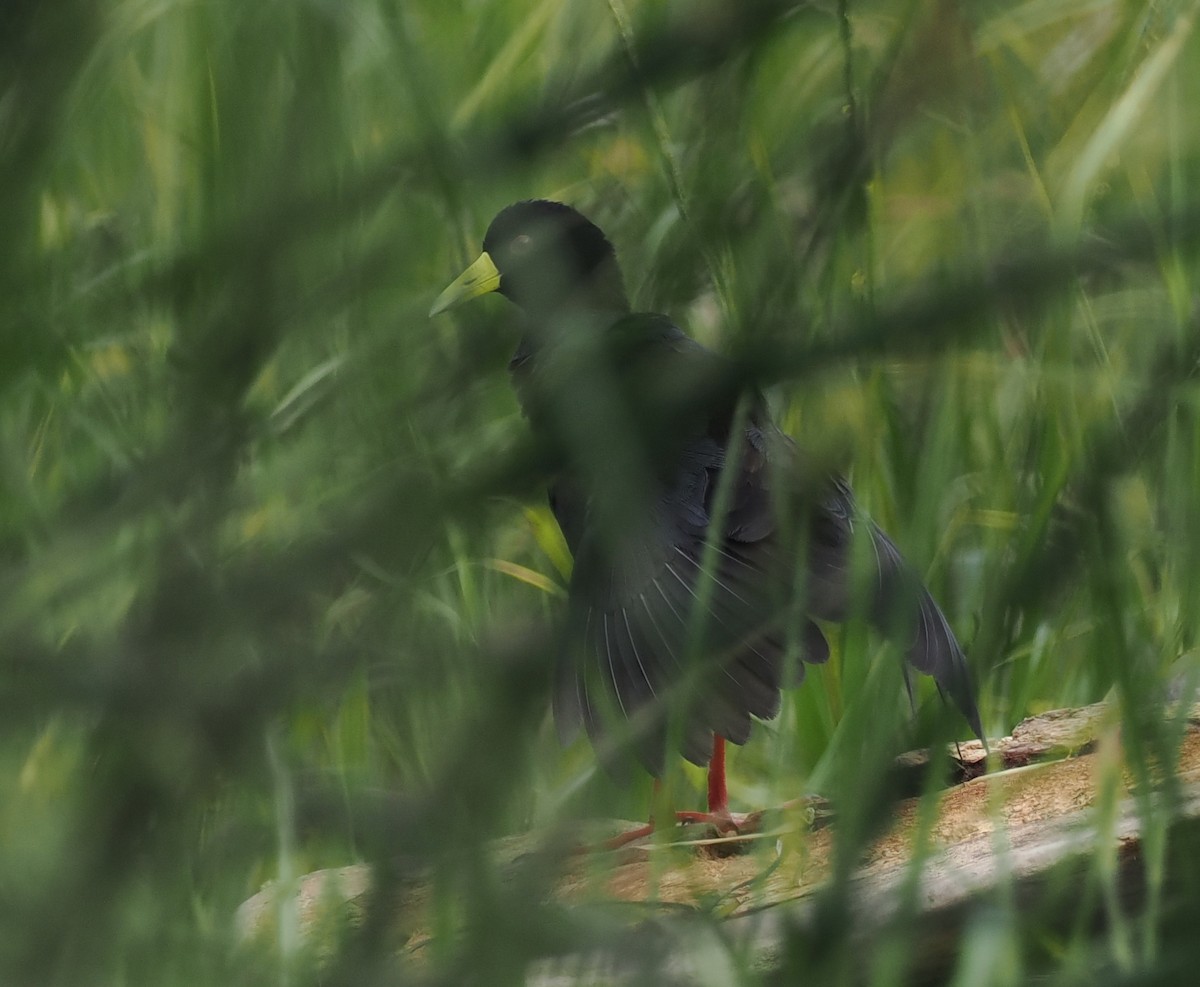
(599, 822), (656, 852)
(599, 808), (749, 852)
(674, 808), (741, 833)
(598, 735), (747, 852)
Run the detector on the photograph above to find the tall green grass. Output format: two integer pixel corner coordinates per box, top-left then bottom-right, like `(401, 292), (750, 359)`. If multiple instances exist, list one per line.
(2, 0), (1200, 983)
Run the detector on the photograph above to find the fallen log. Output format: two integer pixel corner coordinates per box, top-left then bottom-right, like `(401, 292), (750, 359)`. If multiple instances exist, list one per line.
(236, 700), (1200, 979)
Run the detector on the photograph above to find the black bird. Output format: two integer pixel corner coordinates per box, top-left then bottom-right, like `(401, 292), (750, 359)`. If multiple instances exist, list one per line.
(431, 200), (982, 827)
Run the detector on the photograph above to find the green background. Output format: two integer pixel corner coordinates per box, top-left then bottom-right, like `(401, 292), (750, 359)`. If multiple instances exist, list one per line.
(3, 0), (1200, 983)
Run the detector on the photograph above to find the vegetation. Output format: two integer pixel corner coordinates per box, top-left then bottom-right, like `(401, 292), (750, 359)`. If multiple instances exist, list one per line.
(3, 0), (1200, 983)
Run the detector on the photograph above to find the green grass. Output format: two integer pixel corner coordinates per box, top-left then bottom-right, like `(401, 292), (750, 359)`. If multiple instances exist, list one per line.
(3, 0), (1200, 983)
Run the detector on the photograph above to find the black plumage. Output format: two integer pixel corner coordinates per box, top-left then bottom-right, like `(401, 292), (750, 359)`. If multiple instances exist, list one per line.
(431, 200), (982, 777)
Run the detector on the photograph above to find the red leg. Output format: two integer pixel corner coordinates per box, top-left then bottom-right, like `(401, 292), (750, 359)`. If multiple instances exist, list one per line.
(707, 734), (727, 813)
(595, 737), (750, 851)
(676, 734), (736, 831)
(598, 778), (660, 851)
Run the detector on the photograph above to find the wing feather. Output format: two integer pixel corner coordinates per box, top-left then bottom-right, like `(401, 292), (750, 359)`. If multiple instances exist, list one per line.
(543, 315), (981, 776)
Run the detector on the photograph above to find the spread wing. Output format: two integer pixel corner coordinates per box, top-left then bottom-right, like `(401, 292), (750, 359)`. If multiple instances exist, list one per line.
(542, 317), (981, 775)
(545, 321), (827, 774)
(549, 418), (830, 774)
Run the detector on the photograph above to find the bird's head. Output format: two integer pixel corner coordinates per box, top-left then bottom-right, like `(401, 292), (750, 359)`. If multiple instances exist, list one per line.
(429, 200), (628, 322)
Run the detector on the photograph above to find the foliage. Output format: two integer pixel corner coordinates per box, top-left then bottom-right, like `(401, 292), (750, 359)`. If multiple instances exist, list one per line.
(3, 0), (1200, 983)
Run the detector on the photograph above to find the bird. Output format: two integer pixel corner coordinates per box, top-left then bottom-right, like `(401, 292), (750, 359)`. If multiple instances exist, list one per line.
(430, 199), (983, 835)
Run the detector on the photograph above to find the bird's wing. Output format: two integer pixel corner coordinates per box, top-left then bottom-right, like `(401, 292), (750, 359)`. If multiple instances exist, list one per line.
(549, 322), (828, 774)
(547, 318), (981, 774)
(800, 476), (983, 739)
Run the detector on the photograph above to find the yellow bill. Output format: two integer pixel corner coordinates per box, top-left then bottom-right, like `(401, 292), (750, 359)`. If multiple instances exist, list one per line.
(428, 251), (502, 316)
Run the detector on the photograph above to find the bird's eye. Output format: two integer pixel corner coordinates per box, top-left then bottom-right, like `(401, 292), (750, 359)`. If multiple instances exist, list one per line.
(509, 233), (533, 255)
